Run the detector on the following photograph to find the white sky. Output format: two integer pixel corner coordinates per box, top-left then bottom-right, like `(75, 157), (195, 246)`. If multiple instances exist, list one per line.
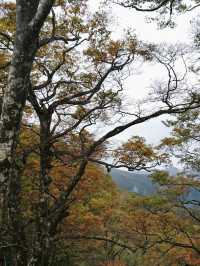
(89, 1), (199, 145)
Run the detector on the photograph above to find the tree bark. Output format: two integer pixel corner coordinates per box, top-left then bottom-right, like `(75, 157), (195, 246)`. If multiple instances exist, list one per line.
(0, 1), (55, 264)
(34, 113), (53, 266)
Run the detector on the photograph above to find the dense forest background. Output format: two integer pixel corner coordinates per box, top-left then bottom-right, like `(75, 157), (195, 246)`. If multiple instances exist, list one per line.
(0, 0), (200, 265)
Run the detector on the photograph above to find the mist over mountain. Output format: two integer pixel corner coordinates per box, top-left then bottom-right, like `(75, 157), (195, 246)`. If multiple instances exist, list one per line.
(110, 167), (200, 200)
(110, 168), (156, 195)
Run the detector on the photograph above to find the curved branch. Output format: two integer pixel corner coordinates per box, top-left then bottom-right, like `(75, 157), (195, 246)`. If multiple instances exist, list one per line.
(118, 0), (171, 12)
(62, 235), (138, 253)
(187, 3), (200, 12)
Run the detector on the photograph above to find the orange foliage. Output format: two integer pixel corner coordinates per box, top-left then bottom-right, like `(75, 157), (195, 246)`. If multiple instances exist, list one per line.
(100, 261), (126, 266)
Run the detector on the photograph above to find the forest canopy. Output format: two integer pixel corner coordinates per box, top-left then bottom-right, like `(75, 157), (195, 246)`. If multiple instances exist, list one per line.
(0, 0), (200, 265)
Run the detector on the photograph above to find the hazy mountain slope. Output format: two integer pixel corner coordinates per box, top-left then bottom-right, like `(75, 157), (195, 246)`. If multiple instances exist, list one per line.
(110, 169), (156, 195)
(110, 168), (200, 200)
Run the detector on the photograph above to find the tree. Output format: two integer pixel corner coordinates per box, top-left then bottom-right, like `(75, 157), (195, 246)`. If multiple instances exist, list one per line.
(1, 0), (200, 265)
(0, 1), (55, 264)
(4, 124), (138, 266)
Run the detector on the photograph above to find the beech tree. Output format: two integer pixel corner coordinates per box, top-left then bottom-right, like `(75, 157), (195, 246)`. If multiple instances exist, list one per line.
(1, 0), (200, 265)
(0, 1), (55, 265)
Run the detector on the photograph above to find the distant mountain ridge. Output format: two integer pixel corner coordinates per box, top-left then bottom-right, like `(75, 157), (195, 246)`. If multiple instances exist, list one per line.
(110, 168), (200, 200)
(110, 168), (156, 195)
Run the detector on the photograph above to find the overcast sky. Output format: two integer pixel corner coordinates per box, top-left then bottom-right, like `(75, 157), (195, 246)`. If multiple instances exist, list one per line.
(89, 1), (199, 145)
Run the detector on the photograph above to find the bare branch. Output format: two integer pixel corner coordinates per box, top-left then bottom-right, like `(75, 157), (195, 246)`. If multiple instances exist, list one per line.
(117, 0), (172, 12)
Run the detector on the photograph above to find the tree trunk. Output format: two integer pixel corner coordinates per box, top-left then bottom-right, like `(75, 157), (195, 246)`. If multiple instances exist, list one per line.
(31, 113), (54, 265)
(0, 1), (54, 263)
(0, 47), (36, 266)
